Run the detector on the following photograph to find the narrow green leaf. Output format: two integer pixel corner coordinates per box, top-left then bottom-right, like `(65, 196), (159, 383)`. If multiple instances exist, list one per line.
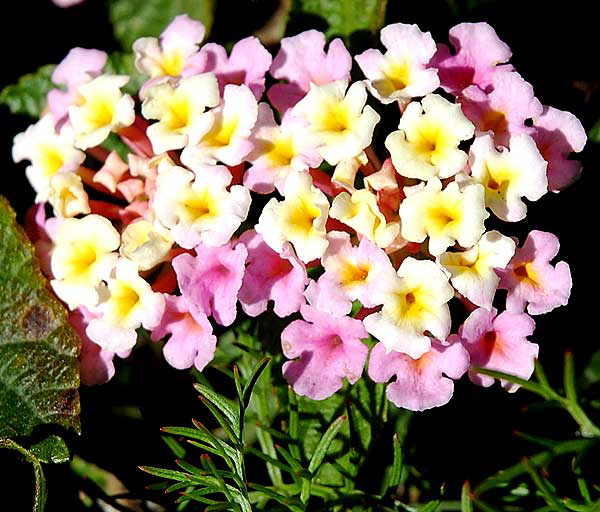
(191, 420), (240, 463)
(175, 459), (206, 476)
(242, 357), (271, 408)
(461, 482), (473, 512)
(205, 504), (239, 512)
(163, 435), (187, 459)
(291, 0), (388, 40)
(523, 458), (568, 511)
(388, 434), (403, 491)
(233, 365), (244, 406)
(0, 65), (55, 117)
(0, 439), (47, 512)
(288, 386), (301, 461)
(198, 397), (240, 446)
(589, 118), (600, 144)
(308, 415), (347, 473)
(255, 422), (294, 443)
(139, 465), (200, 482)
(471, 366), (553, 398)
(419, 500), (440, 511)
(195, 383), (240, 434)
(202, 454), (237, 504)
(108, 0), (216, 50)
(247, 483), (304, 512)
(274, 444), (310, 479)
(180, 488), (221, 506)
(248, 447), (297, 476)
(564, 351), (579, 404)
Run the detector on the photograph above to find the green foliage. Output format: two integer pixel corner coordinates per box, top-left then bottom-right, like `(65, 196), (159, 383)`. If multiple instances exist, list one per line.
(108, 0), (216, 51)
(0, 197), (80, 463)
(291, 0), (388, 40)
(0, 64), (55, 118)
(588, 118), (600, 144)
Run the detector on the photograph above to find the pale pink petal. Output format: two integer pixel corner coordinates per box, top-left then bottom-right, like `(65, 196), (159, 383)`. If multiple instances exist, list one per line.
(457, 307), (538, 391)
(238, 230), (308, 317)
(173, 242), (247, 326)
(368, 340), (469, 411)
(151, 294), (216, 371)
(161, 14), (206, 54)
(431, 22), (513, 94)
(281, 305), (368, 400)
(497, 230), (572, 315)
(532, 106), (587, 192)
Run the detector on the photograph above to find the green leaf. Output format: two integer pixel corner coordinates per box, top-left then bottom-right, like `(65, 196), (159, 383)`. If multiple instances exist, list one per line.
(0, 197), (80, 450)
(29, 434), (70, 464)
(291, 0), (388, 40)
(461, 481), (473, 512)
(139, 466), (192, 482)
(0, 439), (47, 512)
(0, 65), (55, 118)
(308, 415), (347, 473)
(242, 357), (271, 409)
(388, 434), (403, 490)
(109, 0), (216, 51)
(589, 118), (600, 144)
(194, 383), (240, 435)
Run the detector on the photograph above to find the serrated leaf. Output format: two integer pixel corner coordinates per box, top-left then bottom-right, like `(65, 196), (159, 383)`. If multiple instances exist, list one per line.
(0, 65), (55, 118)
(109, 0), (216, 51)
(0, 197), (80, 454)
(292, 0), (388, 40)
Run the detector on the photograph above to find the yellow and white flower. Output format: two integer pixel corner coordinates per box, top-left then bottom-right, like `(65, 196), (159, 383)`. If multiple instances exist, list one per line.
(50, 214), (120, 309)
(385, 93), (474, 181)
(120, 219), (174, 271)
(142, 73), (220, 154)
(363, 257), (453, 359)
(47, 172), (90, 218)
(12, 115), (85, 202)
(291, 80), (380, 165)
(399, 177), (488, 256)
(256, 171), (330, 263)
(468, 134), (548, 221)
(69, 74), (135, 149)
(438, 230), (516, 309)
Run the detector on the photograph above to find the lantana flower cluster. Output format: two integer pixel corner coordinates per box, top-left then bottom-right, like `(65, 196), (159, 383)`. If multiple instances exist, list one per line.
(16, 16), (584, 411)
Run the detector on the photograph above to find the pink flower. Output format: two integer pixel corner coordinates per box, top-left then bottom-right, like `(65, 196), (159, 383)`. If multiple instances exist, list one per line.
(532, 106), (587, 192)
(497, 230), (572, 315)
(173, 241), (247, 326)
(455, 307), (538, 392)
(151, 294), (217, 371)
(268, 30), (352, 113)
(431, 22), (513, 94)
(190, 37), (272, 99)
(368, 340), (470, 411)
(47, 47), (107, 123)
(460, 71), (542, 147)
(52, 0), (85, 6)
(71, 308), (116, 386)
(281, 305), (368, 400)
(237, 230), (308, 318)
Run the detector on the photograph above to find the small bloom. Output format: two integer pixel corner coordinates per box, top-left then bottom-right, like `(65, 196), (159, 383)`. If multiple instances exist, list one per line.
(238, 230), (308, 317)
(330, 189), (400, 249)
(468, 134), (547, 221)
(291, 80), (380, 165)
(282, 305), (368, 400)
(385, 93), (474, 181)
(363, 257), (453, 359)
(244, 103), (322, 194)
(12, 115), (85, 202)
(460, 71), (543, 146)
(181, 84), (258, 166)
(399, 178), (488, 256)
(192, 37), (272, 99)
(455, 307), (538, 391)
(256, 171), (329, 263)
(173, 241), (247, 326)
(268, 30), (352, 113)
(497, 230), (571, 315)
(142, 73), (220, 154)
(133, 14), (206, 79)
(438, 230), (515, 309)
(69, 74), (135, 149)
(120, 219), (173, 271)
(368, 340), (469, 411)
(305, 231), (397, 316)
(355, 22), (439, 104)
(532, 106), (587, 192)
(50, 214), (120, 309)
(151, 294), (217, 371)
(86, 258), (165, 352)
(431, 22), (513, 94)
(153, 163), (251, 249)
(48, 172), (90, 218)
